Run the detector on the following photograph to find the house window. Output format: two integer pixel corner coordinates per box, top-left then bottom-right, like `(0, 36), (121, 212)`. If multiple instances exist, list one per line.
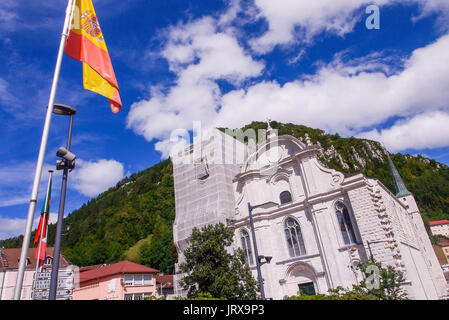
(134, 275), (143, 286)
(335, 202), (357, 245)
(124, 274), (153, 287)
(124, 292), (153, 300)
(284, 218), (306, 257)
(240, 230), (254, 266)
(143, 275), (153, 285)
(280, 191), (292, 205)
(45, 257), (53, 265)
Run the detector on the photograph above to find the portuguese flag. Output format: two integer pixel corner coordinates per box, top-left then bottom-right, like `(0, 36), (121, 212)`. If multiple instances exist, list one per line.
(65, 0), (122, 113)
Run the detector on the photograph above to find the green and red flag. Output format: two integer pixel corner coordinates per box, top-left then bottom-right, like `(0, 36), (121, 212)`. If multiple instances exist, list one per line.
(34, 173), (53, 267)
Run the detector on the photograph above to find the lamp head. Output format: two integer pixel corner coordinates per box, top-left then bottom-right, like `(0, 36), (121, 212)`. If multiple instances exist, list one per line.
(50, 104), (77, 116)
(56, 147), (76, 161)
(56, 147), (76, 170)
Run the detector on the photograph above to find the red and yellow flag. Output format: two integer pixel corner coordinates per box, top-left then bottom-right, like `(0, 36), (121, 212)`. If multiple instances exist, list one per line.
(65, 0), (122, 113)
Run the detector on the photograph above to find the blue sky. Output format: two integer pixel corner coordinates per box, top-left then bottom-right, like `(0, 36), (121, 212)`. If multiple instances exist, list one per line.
(1, 0), (449, 239)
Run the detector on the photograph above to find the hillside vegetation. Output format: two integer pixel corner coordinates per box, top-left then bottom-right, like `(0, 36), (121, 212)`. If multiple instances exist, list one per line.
(2, 122), (448, 271)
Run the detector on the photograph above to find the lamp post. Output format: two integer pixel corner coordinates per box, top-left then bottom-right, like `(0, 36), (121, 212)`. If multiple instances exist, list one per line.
(49, 104), (77, 300)
(247, 201), (277, 300)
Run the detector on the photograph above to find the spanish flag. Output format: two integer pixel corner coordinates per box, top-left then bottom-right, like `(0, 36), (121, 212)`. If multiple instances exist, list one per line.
(65, 0), (122, 113)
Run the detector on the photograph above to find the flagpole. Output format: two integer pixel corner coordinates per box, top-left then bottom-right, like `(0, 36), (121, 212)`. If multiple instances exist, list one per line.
(32, 171), (53, 299)
(14, 0), (75, 300)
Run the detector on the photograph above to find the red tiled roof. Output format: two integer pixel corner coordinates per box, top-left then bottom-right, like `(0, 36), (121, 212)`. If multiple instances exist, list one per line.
(0, 247), (70, 270)
(156, 275), (174, 288)
(436, 241), (449, 247)
(429, 220), (449, 226)
(79, 261), (159, 283)
(79, 264), (102, 273)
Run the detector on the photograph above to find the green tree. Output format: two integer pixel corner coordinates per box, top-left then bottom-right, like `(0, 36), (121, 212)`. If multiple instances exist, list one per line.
(284, 256), (408, 300)
(179, 223), (258, 300)
(430, 234), (449, 245)
(139, 231), (176, 274)
(284, 287), (378, 300)
(352, 256), (408, 300)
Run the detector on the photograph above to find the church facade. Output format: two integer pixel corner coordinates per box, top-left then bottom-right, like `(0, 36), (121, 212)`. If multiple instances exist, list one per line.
(172, 125), (448, 300)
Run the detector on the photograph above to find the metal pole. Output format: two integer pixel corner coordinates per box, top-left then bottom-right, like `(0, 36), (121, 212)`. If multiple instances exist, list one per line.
(49, 114), (74, 300)
(367, 241), (373, 258)
(247, 203), (266, 300)
(13, 0), (74, 300)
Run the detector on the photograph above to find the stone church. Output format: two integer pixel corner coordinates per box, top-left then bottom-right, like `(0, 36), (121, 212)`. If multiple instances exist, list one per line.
(171, 123), (448, 300)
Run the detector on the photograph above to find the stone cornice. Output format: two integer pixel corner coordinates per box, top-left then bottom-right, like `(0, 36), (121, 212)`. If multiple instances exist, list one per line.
(275, 253), (321, 265)
(232, 177), (370, 226)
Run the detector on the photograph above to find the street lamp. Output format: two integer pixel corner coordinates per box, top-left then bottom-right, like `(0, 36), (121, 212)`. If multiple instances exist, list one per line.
(247, 201), (278, 300)
(48, 104), (77, 300)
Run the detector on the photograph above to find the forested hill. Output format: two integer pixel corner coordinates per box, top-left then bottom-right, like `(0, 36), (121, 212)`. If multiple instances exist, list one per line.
(2, 122), (449, 271)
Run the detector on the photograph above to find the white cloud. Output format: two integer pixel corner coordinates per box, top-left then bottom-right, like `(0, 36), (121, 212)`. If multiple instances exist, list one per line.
(128, 30), (449, 156)
(249, 0), (449, 53)
(0, 216), (29, 240)
(216, 33), (449, 134)
(0, 77), (16, 106)
(71, 159), (125, 197)
(0, 0), (16, 24)
(0, 212), (58, 240)
(249, 0), (380, 53)
(127, 16), (264, 142)
(126, 1), (449, 158)
(413, 0), (449, 32)
(358, 111), (449, 152)
(155, 135), (190, 160)
(0, 162), (61, 208)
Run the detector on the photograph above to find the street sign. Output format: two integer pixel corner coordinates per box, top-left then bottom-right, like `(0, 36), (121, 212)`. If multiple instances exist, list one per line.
(32, 268), (75, 300)
(34, 277), (73, 290)
(57, 289), (72, 296)
(33, 289), (72, 298)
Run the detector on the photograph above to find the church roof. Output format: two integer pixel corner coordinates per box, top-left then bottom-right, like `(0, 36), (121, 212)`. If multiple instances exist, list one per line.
(387, 155), (412, 198)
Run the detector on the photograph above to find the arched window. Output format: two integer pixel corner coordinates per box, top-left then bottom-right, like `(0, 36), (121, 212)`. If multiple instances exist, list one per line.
(240, 230), (254, 265)
(45, 257), (53, 265)
(280, 191), (292, 205)
(284, 218), (306, 257)
(335, 202), (357, 245)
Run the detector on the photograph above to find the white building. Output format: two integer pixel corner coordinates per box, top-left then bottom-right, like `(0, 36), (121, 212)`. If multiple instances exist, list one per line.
(429, 220), (449, 238)
(172, 123), (448, 300)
